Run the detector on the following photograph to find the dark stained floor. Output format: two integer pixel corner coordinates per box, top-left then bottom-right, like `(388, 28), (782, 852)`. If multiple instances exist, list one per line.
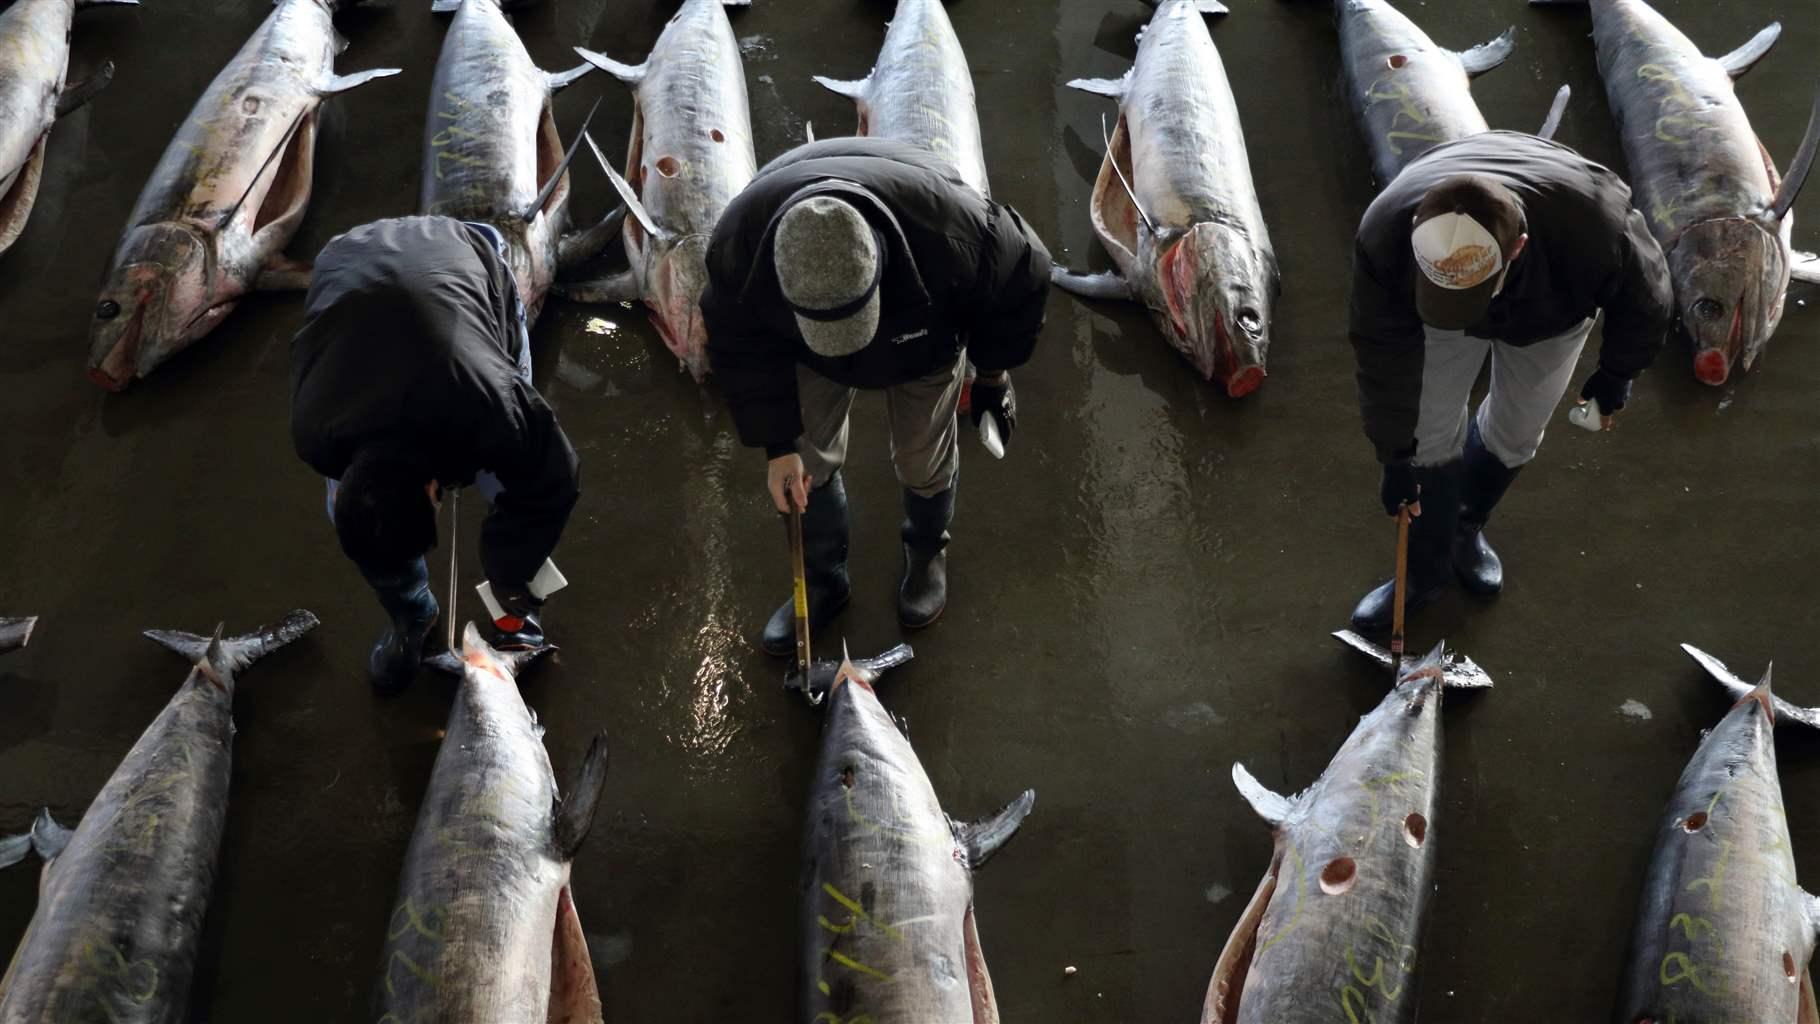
(1, 0), (1818, 1020)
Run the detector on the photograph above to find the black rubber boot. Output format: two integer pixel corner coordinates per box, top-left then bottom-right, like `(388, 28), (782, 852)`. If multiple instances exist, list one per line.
(1454, 420), (1523, 596)
(1348, 461), (1463, 634)
(361, 559), (440, 697)
(898, 487), (954, 629)
(762, 472), (852, 657)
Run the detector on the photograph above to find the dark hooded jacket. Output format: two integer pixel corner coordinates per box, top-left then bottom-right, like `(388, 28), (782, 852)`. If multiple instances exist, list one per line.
(1352, 132), (1673, 463)
(702, 138), (1052, 454)
(290, 216), (579, 588)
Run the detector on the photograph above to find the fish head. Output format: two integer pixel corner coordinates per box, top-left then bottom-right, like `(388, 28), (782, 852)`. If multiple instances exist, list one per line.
(643, 232), (711, 380)
(87, 223), (219, 391)
(1144, 221), (1275, 397)
(1669, 217), (1789, 387)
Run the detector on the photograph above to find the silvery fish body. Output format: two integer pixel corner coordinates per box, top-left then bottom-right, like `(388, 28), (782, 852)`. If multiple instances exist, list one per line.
(0, 612), (318, 1024)
(1556, 0), (1816, 385)
(0, 617), (36, 655)
(799, 660), (1032, 1023)
(373, 628), (608, 1024)
(85, 0), (398, 390)
(814, 0), (989, 196)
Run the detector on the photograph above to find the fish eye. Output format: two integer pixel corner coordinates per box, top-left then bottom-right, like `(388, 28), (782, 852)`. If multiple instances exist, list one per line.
(1237, 309), (1262, 334)
(96, 300), (120, 321)
(1692, 298), (1725, 321)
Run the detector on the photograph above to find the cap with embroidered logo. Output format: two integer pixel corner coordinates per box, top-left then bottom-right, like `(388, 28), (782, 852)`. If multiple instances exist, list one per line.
(1410, 175), (1524, 330)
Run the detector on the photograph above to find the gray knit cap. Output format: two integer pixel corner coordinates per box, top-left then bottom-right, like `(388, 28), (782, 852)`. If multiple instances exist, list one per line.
(774, 195), (882, 357)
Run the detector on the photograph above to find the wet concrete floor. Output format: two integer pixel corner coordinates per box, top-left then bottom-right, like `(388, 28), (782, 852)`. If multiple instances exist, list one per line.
(1, 0), (1818, 1020)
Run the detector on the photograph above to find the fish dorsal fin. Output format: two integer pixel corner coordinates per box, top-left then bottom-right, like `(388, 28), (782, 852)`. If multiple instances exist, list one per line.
(811, 75), (868, 101)
(1793, 250), (1820, 284)
(1717, 23), (1780, 78)
(522, 97), (602, 224)
(1232, 763), (1297, 827)
(951, 790), (1036, 869)
(1768, 89), (1820, 223)
(30, 808), (72, 862)
(574, 46), (647, 87)
(545, 61), (597, 95)
(1456, 27), (1516, 77)
(1538, 84), (1570, 141)
(1066, 75), (1128, 100)
(584, 131), (660, 238)
(553, 733), (610, 860)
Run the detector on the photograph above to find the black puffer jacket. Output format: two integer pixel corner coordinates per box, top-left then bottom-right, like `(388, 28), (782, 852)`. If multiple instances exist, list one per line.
(290, 216), (579, 588)
(1351, 132), (1673, 463)
(702, 138), (1052, 453)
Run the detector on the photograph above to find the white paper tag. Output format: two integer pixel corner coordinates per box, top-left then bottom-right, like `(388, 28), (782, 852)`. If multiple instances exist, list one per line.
(475, 559), (568, 622)
(979, 416), (1006, 459)
(1568, 401), (1604, 432)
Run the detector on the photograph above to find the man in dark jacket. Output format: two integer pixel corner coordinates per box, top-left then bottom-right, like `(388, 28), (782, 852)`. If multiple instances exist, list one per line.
(291, 216), (581, 692)
(1348, 131), (1673, 631)
(703, 138), (1051, 654)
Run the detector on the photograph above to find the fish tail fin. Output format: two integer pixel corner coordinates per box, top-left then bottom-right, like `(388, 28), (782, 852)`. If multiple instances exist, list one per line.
(1734, 666), (1777, 722)
(31, 809), (72, 861)
(1141, 0), (1228, 12)
(553, 733), (610, 860)
(1398, 640), (1451, 686)
(1538, 84), (1570, 140)
(0, 616), (37, 652)
(574, 47), (647, 87)
(1718, 23), (1780, 79)
(1683, 644), (1820, 729)
(952, 790), (1035, 869)
(145, 610), (319, 678)
(1232, 763), (1297, 827)
(1456, 27), (1515, 77)
(722, 0), (751, 5)
(75, 0), (140, 8)
(1768, 87), (1820, 222)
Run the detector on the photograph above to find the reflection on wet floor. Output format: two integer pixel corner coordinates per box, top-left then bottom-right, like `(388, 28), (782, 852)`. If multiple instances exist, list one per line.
(0, 0), (1816, 1021)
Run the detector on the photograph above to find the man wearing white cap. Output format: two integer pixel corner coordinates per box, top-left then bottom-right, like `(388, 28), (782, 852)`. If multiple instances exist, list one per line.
(1348, 132), (1673, 631)
(702, 138), (1052, 654)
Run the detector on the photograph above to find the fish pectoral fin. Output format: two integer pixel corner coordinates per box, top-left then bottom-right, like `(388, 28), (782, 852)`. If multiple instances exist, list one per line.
(548, 885), (605, 1024)
(523, 98), (603, 225)
(545, 61), (599, 95)
(557, 205), (627, 272)
(74, 0), (139, 8)
(29, 809), (72, 862)
(555, 269), (639, 304)
(574, 47), (646, 88)
(1717, 22), (1781, 79)
(1768, 90), (1820, 222)
(56, 61), (115, 119)
(1792, 250), (1820, 284)
(811, 75), (868, 102)
(1065, 75), (1128, 100)
(554, 733), (611, 860)
(318, 66), (403, 96)
(255, 256), (312, 292)
(805, 121), (816, 144)
(1052, 267), (1133, 302)
(1538, 84), (1571, 141)
(1455, 27), (1516, 77)
(145, 610), (320, 678)
(583, 131), (659, 239)
(0, 833), (30, 869)
(1232, 763), (1297, 827)
(951, 790), (1035, 870)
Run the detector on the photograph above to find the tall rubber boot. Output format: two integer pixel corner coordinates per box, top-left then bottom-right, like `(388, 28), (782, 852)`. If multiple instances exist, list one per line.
(361, 558), (440, 697)
(1347, 461), (1462, 634)
(1454, 420), (1523, 595)
(898, 486), (954, 629)
(762, 472), (852, 657)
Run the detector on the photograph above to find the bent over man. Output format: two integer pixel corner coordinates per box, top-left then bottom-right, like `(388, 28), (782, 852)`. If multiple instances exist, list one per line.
(1349, 131), (1674, 631)
(291, 216), (581, 692)
(703, 138), (1051, 654)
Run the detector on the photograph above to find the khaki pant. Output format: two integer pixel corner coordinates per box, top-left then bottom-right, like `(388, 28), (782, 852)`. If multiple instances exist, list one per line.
(796, 352), (966, 497)
(1414, 317), (1596, 468)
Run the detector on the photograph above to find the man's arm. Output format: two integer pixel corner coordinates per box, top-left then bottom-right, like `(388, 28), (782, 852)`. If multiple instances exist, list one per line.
(1592, 206), (1674, 379)
(1349, 238), (1427, 464)
(702, 274), (802, 457)
(481, 383), (581, 589)
(965, 204), (1053, 372)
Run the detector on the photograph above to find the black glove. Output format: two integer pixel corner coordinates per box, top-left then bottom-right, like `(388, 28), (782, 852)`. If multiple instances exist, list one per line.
(1380, 461), (1419, 517)
(970, 373), (1017, 444)
(1580, 366), (1633, 415)
(490, 584), (545, 650)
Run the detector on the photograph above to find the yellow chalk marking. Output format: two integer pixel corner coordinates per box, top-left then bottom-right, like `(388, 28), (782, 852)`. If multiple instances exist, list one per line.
(382, 949), (444, 997)
(821, 883), (905, 942)
(1684, 838), (1734, 911)
(1254, 843), (1307, 957)
(1659, 950), (1720, 996)
(825, 948), (892, 981)
(387, 898), (447, 942)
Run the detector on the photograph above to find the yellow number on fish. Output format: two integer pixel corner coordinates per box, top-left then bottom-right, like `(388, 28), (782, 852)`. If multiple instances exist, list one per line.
(1338, 984), (1377, 1024)
(812, 1014), (877, 1024)
(387, 898), (447, 943)
(1345, 943), (1405, 1002)
(1660, 951), (1721, 996)
(1365, 80), (1446, 156)
(1684, 839), (1734, 912)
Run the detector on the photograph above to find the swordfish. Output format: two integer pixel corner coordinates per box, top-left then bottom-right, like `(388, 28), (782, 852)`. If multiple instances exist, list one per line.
(800, 648), (1034, 1023)
(1616, 646), (1820, 1023)
(0, 617), (36, 656)
(570, 0), (757, 380)
(373, 626), (609, 1024)
(85, 0), (398, 391)
(1201, 643), (1490, 1024)
(424, 0), (611, 325)
(0, 611), (318, 1022)
(1534, 0), (1820, 386)
(811, 0), (991, 197)
(1053, 0), (1280, 397)
(0, 0), (135, 258)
